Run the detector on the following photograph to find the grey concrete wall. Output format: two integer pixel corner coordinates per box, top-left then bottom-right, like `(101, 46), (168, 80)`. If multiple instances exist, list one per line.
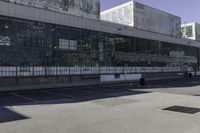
(133, 1), (181, 38)
(101, 1), (181, 37)
(0, 75), (100, 91)
(101, 1), (134, 26)
(0, 0), (100, 19)
(196, 23), (200, 41)
(0, 72), (183, 92)
(181, 23), (200, 42)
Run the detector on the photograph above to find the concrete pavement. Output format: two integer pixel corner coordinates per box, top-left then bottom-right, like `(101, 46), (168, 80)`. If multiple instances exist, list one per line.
(1, 77), (200, 133)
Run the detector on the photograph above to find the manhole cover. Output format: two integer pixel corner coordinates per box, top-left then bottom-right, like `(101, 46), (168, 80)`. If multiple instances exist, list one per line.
(163, 106), (200, 114)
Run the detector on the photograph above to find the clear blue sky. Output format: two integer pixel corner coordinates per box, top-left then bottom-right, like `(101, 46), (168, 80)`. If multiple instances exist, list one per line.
(100, 0), (200, 24)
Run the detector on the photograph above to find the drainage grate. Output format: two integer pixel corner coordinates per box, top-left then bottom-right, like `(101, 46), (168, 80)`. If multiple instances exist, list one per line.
(163, 106), (200, 114)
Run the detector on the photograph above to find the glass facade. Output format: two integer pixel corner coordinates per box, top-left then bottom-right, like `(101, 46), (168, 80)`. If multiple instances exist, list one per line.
(0, 15), (199, 77)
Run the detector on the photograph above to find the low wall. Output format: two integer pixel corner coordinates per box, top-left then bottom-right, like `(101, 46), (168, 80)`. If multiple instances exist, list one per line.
(100, 74), (142, 82)
(0, 72), (188, 92)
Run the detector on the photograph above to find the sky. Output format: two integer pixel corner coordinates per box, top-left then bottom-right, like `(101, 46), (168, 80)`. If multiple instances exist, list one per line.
(100, 0), (200, 24)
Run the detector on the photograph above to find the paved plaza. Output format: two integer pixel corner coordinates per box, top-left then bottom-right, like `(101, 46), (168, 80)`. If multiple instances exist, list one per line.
(1, 77), (200, 133)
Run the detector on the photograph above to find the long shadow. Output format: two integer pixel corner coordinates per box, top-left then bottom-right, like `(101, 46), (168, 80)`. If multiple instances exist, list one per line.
(0, 107), (29, 124)
(143, 77), (200, 89)
(0, 85), (150, 107)
(0, 77), (200, 107)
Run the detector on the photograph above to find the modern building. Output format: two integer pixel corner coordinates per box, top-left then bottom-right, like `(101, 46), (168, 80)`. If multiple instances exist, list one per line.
(181, 23), (200, 42)
(101, 0), (181, 38)
(0, 0), (200, 89)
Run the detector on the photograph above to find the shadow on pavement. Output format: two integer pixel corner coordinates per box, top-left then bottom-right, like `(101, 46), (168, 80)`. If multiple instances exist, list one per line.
(0, 85), (150, 107)
(0, 107), (29, 124)
(144, 77), (200, 89)
(1, 77), (200, 107)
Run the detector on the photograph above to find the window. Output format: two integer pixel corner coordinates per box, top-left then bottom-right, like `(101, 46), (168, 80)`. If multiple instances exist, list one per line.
(186, 26), (193, 37)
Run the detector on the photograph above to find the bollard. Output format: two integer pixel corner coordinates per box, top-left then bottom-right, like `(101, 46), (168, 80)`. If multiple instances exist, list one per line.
(140, 78), (145, 86)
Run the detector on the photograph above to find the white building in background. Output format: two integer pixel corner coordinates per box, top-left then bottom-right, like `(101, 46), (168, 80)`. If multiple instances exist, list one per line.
(101, 0), (181, 38)
(181, 23), (200, 42)
(1, 0), (100, 19)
